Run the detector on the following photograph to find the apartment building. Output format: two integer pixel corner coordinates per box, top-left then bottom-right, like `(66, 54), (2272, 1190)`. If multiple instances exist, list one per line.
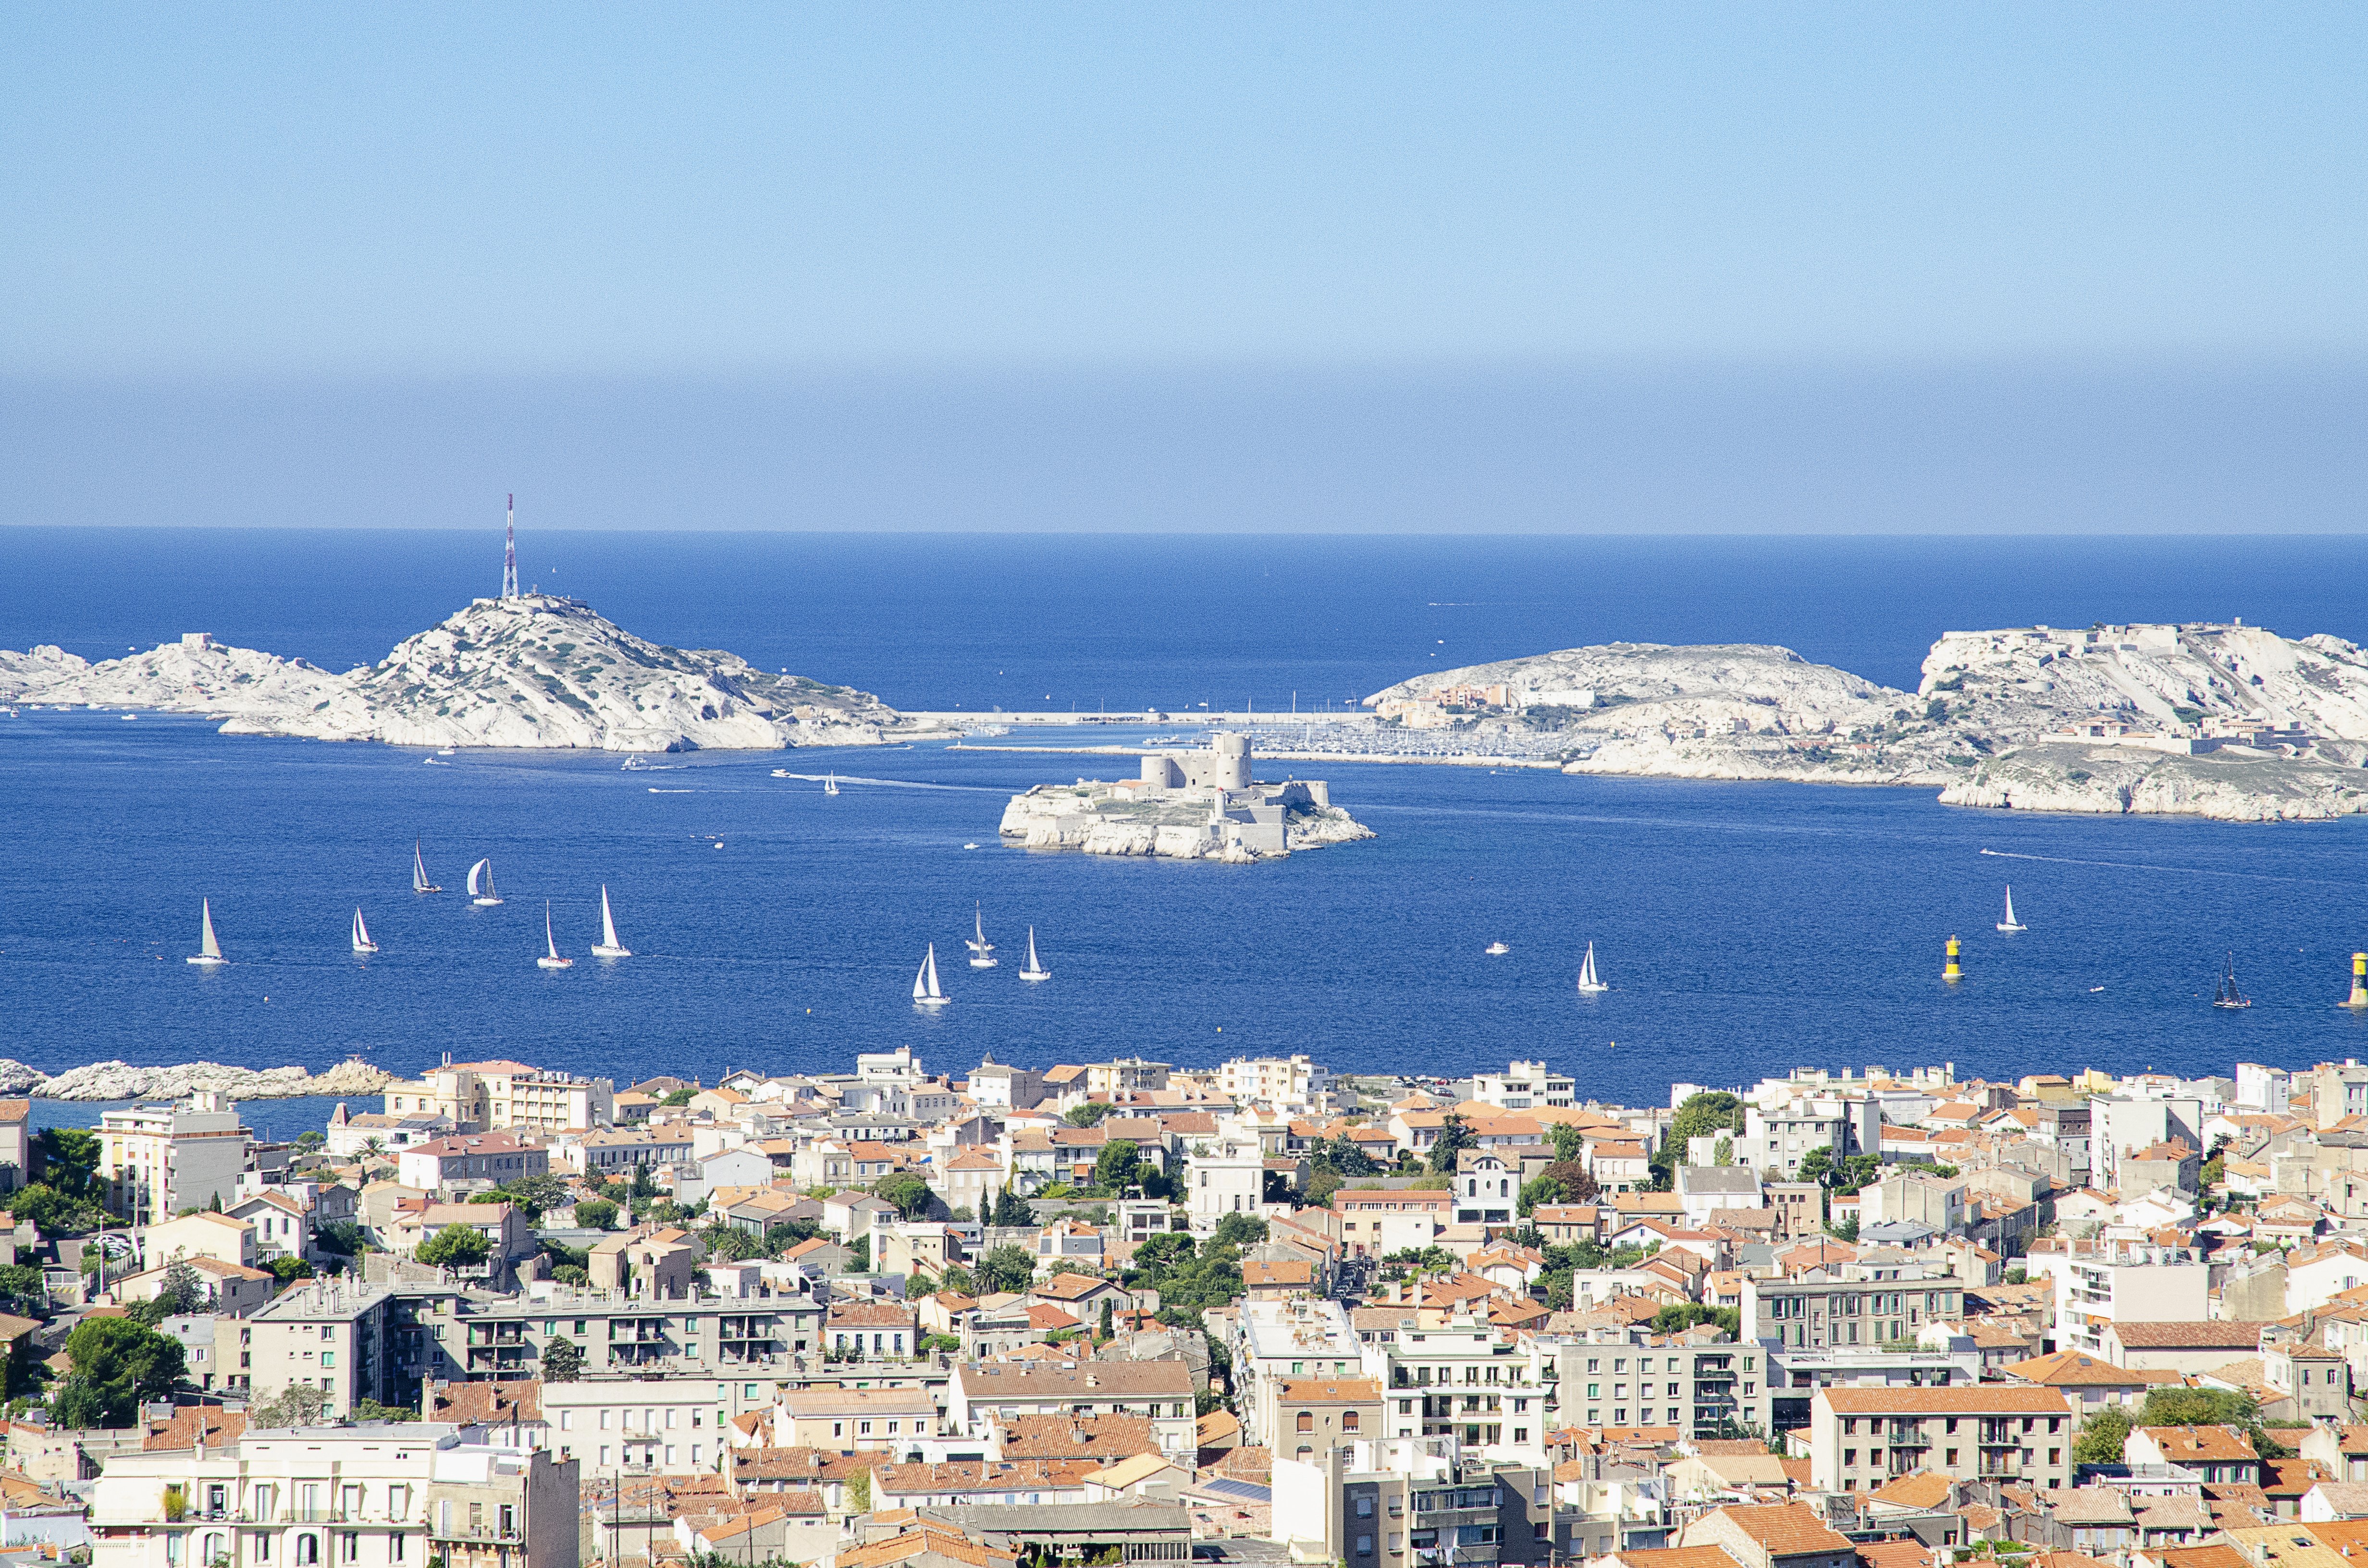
(777, 1388), (939, 1453)
(1082, 1058), (1173, 1098)
(1187, 1140), (1272, 1234)
(98, 1093), (254, 1224)
(1808, 1385), (2074, 1492)
(1263, 1379), (1386, 1467)
(1471, 1062), (1573, 1112)
(1759, 1338), (1983, 1434)
(2041, 1243), (2209, 1358)
(1369, 1321), (1555, 1448)
(88, 1423), (577, 1568)
(1220, 1056), (1332, 1110)
(1741, 1263), (1967, 1351)
(558, 1127), (695, 1177)
(1271, 1437), (1552, 1568)
(382, 1058), (614, 1136)
(1537, 1332), (1756, 1440)
(246, 1279), (399, 1419)
(1234, 1299), (1365, 1446)
(396, 1134), (549, 1194)
(946, 1361), (1197, 1457)
(1705, 1094), (1878, 1179)
(1332, 1191), (1453, 1258)
(967, 1056), (1046, 1110)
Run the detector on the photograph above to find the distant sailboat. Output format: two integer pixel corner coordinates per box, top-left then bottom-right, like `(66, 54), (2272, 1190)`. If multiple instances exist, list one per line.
(536, 902), (573, 969)
(2213, 950), (2251, 1010)
(590, 884), (632, 958)
(1997, 886), (2027, 934)
(967, 904), (998, 968)
(468, 858), (503, 906)
(187, 899), (228, 967)
(1019, 926), (1051, 982)
(413, 840), (441, 894)
(1485, 941), (1510, 956)
(1576, 942), (1608, 995)
(913, 943), (950, 1006)
(350, 907), (379, 955)
(824, 772), (840, 796)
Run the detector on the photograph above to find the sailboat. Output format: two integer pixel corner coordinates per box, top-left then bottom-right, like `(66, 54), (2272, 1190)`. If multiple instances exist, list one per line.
(590, 884), (632, 958)
(824, 772), (840, 796)
(1019, 926), (1051, 982)
(2213, 950), (2251, 1010)
(412, 840), (441, 894)
(1485, 941), (1510, 956)
(536, 902), (574, 969)
(1997, 886), (2027, 934)
(350, 907), (379, 955)
(1576, 942), (1608, 995)
(967, 905), (998, 968)
(187, 899), (228, 966)
(913, 943), (950, 1006)
(468, 858), (503, 906)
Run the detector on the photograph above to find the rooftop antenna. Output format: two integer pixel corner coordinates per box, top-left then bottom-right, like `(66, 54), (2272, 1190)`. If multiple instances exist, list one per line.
(503, 494), (518, 599)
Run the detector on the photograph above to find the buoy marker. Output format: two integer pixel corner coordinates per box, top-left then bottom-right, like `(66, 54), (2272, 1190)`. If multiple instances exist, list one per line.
(2344, 951), (2368, 1011)
(1944, 935), (1963, 983)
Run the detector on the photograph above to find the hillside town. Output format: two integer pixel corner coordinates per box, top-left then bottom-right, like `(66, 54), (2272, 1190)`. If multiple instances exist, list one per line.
(0, 1052), (2363, 1568)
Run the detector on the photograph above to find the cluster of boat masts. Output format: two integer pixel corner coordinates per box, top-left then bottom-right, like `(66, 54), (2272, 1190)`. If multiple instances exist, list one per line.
(183, 842), (632, 972)
(912, 906), (1052, 1007)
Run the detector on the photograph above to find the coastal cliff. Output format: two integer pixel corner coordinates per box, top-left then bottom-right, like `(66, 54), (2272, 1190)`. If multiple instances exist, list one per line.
(0, 595), (948, 753)
(1367, 621), (2368, 821)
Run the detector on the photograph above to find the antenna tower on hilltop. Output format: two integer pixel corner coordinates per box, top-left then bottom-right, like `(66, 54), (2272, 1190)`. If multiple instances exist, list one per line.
(503, 494), (518, 599)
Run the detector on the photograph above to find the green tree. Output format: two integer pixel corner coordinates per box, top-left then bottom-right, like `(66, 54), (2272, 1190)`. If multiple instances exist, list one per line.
(12, 1183), (102, 1237)
(34, 1129), (101, 1200)
(249, 1384), (329, 1428)
(849, 1236), (870, 1272)
(976, 1244), (1036, 1295)
(266, 1256), (315, 1285)
(1711, 1135), (1734, 1167)
(574, 1199), (618, 1231)
(990, 1190), (1036, 1228)
(1795, 1146), (1835, 1187)
(1517, 1174), (1565, 1217)
(629, 1162), (659, 1201)
(350, 1399), (418, 1423)
(1094, 1140), (1143, 1195)
(874, 1173), (934, 1221)
(704, 1228), (762, 1263)
(660, 1088), (697, 1107)
(0, 1264), (45, 1307)
(846, 1467), (873, 1513)
(313, 1221), (369, 1257)
(54, 1318), (186, 1426)
(1427, 1116), (1475, 1174)
(542, 1338), (584, 1382)
(1550, 1123), (1585, 1164)
(1099, 1298), (1115, 1340)
(1651, 1303), (1742, 1338)
(1652, 1092), (1742, 1188)
(1325, 1135), (1379, 1176)
(1826, 1213), (1860, 1242)
(417, 1225), (491, 1272)
(1064, 1102), (1115, 1127)
(1212, 1213), (1267, 1249)
(2074, 1407), (2132, 1465)
(132, 1259), (208, 1324)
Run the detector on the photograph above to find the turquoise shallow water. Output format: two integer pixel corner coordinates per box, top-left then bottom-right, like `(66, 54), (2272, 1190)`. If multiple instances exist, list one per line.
(3, 530), (2366, 1100)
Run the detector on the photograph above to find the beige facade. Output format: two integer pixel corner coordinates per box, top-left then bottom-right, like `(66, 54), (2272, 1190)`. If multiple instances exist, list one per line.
(89, 1424), (577, 1568)
(1809, 1385), (2074, 1492)
(144, 1210), (259, 1271)
(383, 1060), (613, 1137)
(98, 1094), (254, 1225)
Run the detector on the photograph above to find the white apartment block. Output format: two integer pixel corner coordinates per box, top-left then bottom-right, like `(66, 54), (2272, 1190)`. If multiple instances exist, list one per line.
(99, 1093), (254, 1225)
(1188, 1139), (1272, 1235)
(2036, 1243), (2209, 1357)
(1470, 1062), (1573, 1111)
(1233, 1299), (1365, 1446)
(382, 1058), (613, 1136)
(1219, 1056), (1332, 1110)
(89, 1423), (578, 1568)
(542, 1378), (771, 1474)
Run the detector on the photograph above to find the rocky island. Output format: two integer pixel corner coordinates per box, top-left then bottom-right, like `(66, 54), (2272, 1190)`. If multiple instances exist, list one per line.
(1362, 620), (2368, 822)
(1000, 733), (1374, 861)
(0, 1057), (393, 1101)
(0, 592), (950, 753)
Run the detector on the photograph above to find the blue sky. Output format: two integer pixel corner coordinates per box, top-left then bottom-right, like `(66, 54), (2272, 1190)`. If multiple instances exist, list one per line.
(5, 5), (2365, 528)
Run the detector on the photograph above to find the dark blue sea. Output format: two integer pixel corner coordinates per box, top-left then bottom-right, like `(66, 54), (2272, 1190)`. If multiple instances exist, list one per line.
(3, 529), (2367, 1109)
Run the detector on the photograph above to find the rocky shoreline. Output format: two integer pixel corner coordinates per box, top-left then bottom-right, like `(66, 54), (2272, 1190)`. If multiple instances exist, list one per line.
(0, 1058), (393, 1102)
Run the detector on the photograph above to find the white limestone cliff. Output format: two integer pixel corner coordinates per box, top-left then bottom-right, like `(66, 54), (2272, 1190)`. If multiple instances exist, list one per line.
(0, 1057), (395, 1101)
(0, 595), (948, 753)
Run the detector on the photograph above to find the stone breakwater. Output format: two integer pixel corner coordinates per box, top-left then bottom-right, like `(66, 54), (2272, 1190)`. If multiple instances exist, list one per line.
(0, 1058), (393, 1102)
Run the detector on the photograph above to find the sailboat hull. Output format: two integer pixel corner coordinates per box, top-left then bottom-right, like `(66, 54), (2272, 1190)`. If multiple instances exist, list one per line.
(185, 955), (227, 967)
(537, 956), (573, 969)
(1996, 923), (2025, 933)
(592, 944), (631, 958)
(352, 942), (379, 955)
(970, 957), (997, 968)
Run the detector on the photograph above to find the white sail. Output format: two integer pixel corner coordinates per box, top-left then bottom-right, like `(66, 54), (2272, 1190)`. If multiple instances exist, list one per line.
(412, 840), (438, 894)
(824, 772), (839, 795)
(1021, 926), (1051, 981)
(1998, 885), (2025, 933)
(469, 858), (501, 905)
(538, 902), (573, 968)
(592, 884), (631, 957)
(351, 907), (377, 954)
(187, 898), (226, 965)
(1577, 942), (1607, 994)
(968, 904), (998, 968)
(914, 943), (950, 1004)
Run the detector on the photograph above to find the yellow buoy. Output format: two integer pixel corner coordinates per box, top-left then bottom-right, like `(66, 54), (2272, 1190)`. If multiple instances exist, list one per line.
(2345, 952), (2368, 1011)
(1944, 934), (1963, 983)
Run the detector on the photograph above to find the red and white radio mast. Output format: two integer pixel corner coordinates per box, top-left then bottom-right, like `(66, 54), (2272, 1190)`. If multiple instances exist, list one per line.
(503, 493), (518, 598)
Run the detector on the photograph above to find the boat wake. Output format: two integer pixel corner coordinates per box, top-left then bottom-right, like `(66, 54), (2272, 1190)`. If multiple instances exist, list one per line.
(647, 787), (693, 794)
(1979, 846), (2346, 887)
(769, 772), (1002, 794)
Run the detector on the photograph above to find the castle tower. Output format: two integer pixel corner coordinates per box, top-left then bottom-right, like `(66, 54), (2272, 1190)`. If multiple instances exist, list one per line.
(502, 493), (518, 599)
(1943, 935), (1962, 983)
